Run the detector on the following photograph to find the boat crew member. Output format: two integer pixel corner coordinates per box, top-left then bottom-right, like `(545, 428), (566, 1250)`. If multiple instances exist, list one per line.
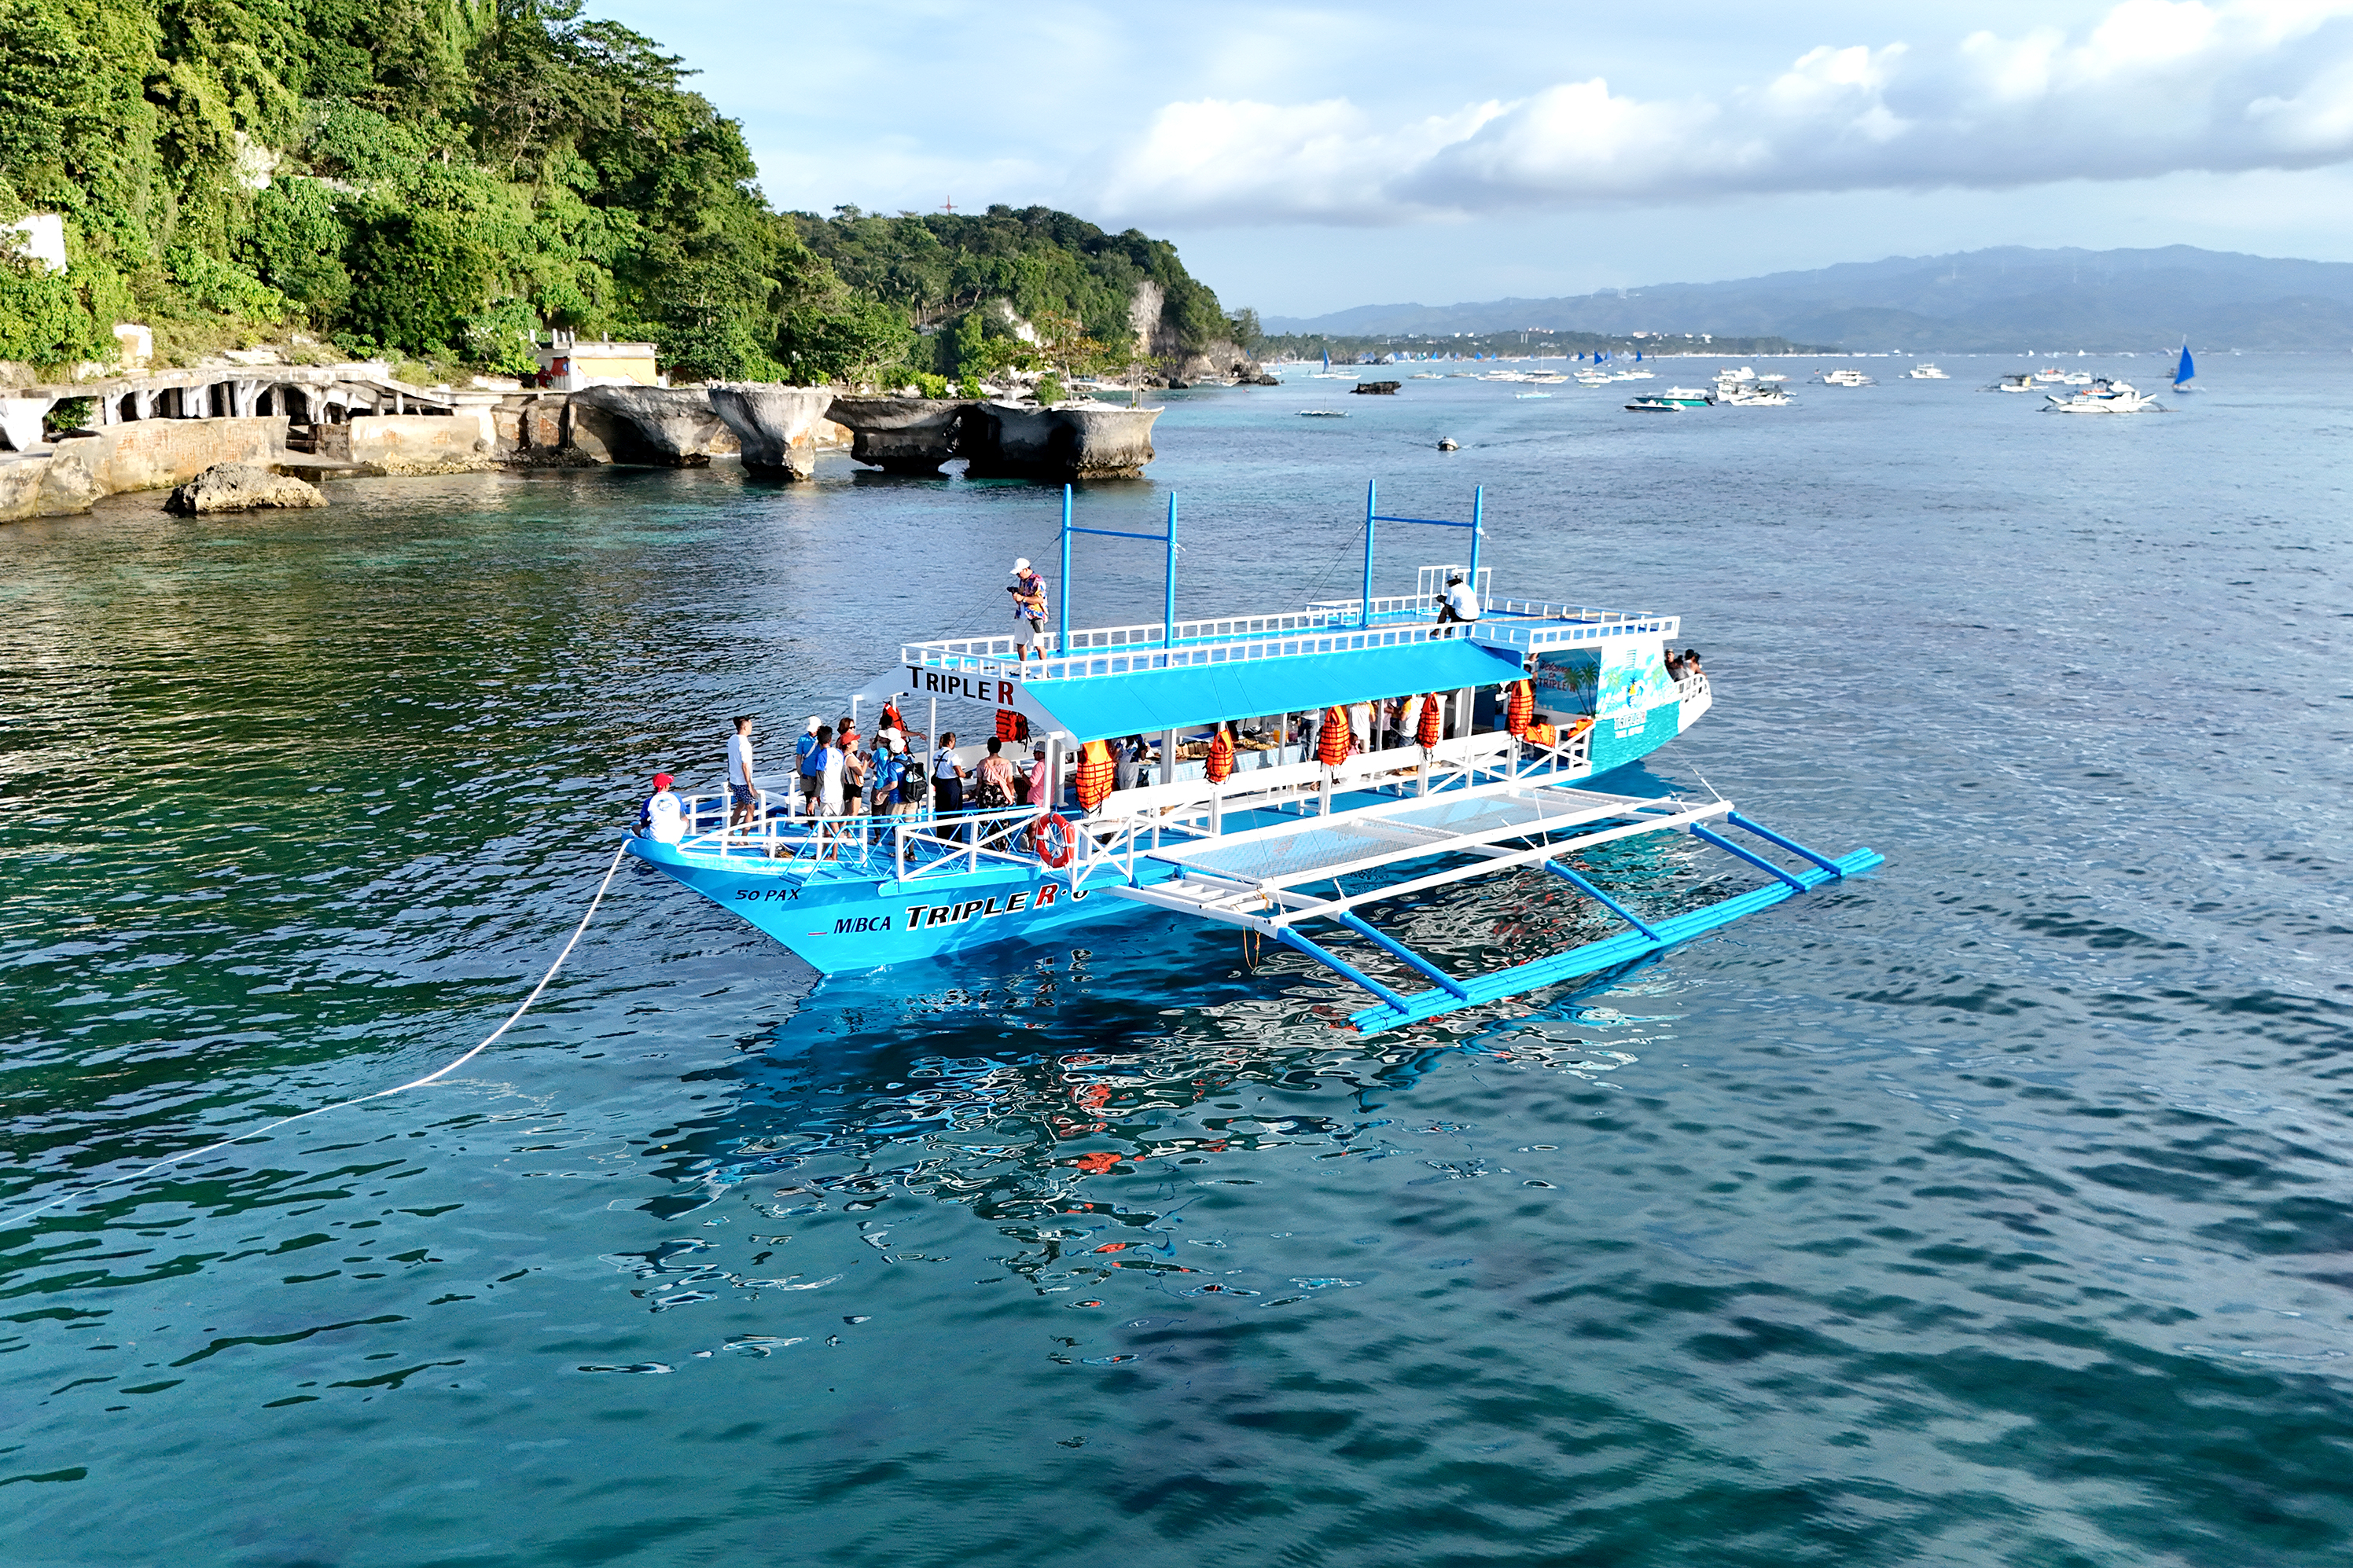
(1009, 559), (1049, 661)
(726, 716), (757, 828)
(1432, 573), (1480, 637)
(638, 773), (685, 843)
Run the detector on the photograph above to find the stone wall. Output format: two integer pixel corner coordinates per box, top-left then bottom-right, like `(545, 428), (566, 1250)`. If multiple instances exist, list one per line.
(316, 412), (496, 474)
(0, 416), (287, 523)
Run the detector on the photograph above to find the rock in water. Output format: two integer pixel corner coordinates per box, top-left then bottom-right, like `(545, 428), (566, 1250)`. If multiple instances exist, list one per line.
(165, 462), (326, 515)
(822, 397), (969, 475)
(707, 385), (836, 478)
(570, 385), (730, 465)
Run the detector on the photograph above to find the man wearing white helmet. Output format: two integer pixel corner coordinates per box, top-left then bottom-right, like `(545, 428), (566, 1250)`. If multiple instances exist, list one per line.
(1008, 557), (1049, 662)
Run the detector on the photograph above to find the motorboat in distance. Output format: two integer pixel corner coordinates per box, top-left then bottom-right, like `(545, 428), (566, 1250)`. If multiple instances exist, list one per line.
(1906, 364), (1950, 379)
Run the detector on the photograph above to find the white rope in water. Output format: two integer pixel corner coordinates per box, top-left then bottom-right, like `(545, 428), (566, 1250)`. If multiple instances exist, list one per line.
(0, 839), (634, 1233)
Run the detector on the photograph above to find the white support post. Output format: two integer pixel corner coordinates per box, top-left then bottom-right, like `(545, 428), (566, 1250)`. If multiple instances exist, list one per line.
(1160, 729), (1177, 787)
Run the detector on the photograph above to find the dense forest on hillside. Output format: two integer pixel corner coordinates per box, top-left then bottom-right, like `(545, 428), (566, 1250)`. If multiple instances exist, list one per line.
(0, 0), (1239, 385)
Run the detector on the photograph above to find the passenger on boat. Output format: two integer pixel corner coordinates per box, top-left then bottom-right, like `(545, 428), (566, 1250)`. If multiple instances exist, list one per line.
(1683, 648), (1702, 675)
(932, 732), (966, 817)
(638, 773), (686, 843)
(1349, 701), (1374, 754)
(1432, 574), (1481, 638)
(1664, 650), (1686, 681)
(1009, 559), (1049, 662)
(1381, 696), (1408, 751)
(870, 740), (907, 817)
(975, 736), (1018, 810)
(727, 716), (757, 828)
(790, 717), (821, 813)
(1027, 743), (1051, 810)
(1113, 735), (1146, 794)
(799, 724), (836, 817)
(843, 733), (870, 816)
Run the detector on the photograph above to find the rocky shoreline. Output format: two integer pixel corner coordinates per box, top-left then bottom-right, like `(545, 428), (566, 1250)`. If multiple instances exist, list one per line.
(0, 369), (1202, 523)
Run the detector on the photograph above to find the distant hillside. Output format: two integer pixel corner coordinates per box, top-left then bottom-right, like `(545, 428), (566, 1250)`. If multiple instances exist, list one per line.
(1263, 248), (2353, 350)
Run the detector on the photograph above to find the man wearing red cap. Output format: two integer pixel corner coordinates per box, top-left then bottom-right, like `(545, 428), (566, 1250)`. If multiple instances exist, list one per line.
(638, 772), (685, 843)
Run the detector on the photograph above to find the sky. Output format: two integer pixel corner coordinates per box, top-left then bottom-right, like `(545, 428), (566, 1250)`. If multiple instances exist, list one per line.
(599, 0), (2353, 318)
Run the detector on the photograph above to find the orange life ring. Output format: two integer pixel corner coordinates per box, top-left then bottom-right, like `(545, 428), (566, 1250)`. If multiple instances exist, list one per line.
(1035, 813), (1075, 868)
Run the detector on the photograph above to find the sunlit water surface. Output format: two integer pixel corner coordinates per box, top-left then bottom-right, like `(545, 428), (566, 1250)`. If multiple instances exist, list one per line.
(2, 357), (2349, 1566)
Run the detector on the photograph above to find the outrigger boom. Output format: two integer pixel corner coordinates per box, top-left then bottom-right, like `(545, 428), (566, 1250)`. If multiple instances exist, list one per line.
(625, 484), (1881, 1033)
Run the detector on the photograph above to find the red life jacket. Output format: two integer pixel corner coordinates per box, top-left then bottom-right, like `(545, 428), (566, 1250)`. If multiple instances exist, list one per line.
(1417, 695), (1443, 749)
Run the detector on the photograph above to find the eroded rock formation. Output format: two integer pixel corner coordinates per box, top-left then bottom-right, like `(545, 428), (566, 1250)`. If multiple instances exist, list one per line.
(962, 402), (1161, 481)
(823, 397), (971, 474)
(570, 384), (732, 465)
(707, 385), (836, 477)
(164, 461), (326, 514)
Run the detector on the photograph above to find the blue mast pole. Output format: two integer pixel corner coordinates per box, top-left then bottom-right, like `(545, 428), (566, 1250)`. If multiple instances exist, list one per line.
(1362, 479), (1377, 630)
(1058, 483), (1072, 656)
(1468, 484), (1483, 604)
(1164, 491), (1178, 650)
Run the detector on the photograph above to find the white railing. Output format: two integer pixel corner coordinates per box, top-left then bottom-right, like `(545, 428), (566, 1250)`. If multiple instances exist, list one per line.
(653, 723), (1605, 887)
(893, 591), (1678, 686)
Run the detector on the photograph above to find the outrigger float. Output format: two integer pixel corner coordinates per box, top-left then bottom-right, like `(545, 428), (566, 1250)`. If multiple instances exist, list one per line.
(627, 486), (1881, 1034)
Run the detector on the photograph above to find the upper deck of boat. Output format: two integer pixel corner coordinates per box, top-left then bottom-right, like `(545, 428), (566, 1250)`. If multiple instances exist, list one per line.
(897, 591), (1684, 687)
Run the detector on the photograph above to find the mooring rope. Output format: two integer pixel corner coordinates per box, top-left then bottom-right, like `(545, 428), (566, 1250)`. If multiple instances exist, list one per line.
(0, 838), (634, 1232)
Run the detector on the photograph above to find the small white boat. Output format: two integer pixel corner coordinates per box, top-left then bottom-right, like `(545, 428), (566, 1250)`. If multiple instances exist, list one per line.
(1817, 368), (1873, 387)
(1515, 391), (1553, 400)
(1624, 395), (1686, 413)
(1723, 387), (1792, 406)
(1436, 437), (1459, 450)
(1297, 409), (1350, 417)
(2045, 379), (2163, 414)
(1906, 364), (1949, 379)
(1987, 373), (2038, 393)
(1574, 371), (1611, 387)
(2032, 366), (2068, 382)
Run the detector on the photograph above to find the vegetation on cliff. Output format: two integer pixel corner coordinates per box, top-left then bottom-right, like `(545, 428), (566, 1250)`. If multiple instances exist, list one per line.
(0, 0), (1238, 385)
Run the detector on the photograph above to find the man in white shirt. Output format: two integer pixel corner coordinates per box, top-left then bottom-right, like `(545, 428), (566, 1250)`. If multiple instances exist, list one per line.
(727, 715), (757, 827)
(1433, 574), (1481, 638)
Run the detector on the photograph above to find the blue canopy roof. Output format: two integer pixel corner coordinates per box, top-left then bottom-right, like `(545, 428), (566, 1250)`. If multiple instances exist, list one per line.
(1019, 637), (1528, 744)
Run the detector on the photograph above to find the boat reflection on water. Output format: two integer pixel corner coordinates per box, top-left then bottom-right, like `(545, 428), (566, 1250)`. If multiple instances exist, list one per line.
(611, 807), (1757, 1305)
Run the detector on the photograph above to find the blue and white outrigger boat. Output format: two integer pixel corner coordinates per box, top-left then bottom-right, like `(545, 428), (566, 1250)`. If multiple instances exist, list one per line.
(627, 486), (1881, 1034)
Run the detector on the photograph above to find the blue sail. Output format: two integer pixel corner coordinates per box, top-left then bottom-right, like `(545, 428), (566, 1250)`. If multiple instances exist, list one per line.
(1322, 348), (1329, 371)
(2174, 344), (2194, 389)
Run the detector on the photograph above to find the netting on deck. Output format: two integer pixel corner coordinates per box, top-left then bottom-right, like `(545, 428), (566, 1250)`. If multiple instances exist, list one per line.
(1150, 788), (1638, 886)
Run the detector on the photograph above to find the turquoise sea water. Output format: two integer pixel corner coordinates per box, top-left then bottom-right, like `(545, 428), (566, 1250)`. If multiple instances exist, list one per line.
(2, 357), (2349, 1566)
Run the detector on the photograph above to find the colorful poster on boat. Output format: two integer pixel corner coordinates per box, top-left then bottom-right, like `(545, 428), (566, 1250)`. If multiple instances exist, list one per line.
(1596, 640), (1673, 729)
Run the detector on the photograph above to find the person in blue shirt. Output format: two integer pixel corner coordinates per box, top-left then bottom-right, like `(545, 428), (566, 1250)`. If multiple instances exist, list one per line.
(869, 739), (908, 817)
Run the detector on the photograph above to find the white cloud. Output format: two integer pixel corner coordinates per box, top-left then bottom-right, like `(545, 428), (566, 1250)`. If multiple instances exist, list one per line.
(1094, 0), (2353, 225)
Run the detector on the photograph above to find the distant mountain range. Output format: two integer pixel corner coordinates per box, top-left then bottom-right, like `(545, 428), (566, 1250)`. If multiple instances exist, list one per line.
(1261, 247), (2353, 350)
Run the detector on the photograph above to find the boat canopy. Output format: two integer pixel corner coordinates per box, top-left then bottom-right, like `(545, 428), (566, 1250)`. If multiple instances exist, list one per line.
(1013, 637), (1526, 744)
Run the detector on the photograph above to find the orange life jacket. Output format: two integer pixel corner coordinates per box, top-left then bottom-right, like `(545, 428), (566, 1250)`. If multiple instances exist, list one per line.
(995, 708), (1021, 741)
(1206, 727), (1235, 784)
(1075, 739), (1116, 810)
(1416, 694), (1443, 749)
(1506, 679), (1534, 738)
(1526, 721), (1558, 747)
(1317, 706), (1352, 766)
